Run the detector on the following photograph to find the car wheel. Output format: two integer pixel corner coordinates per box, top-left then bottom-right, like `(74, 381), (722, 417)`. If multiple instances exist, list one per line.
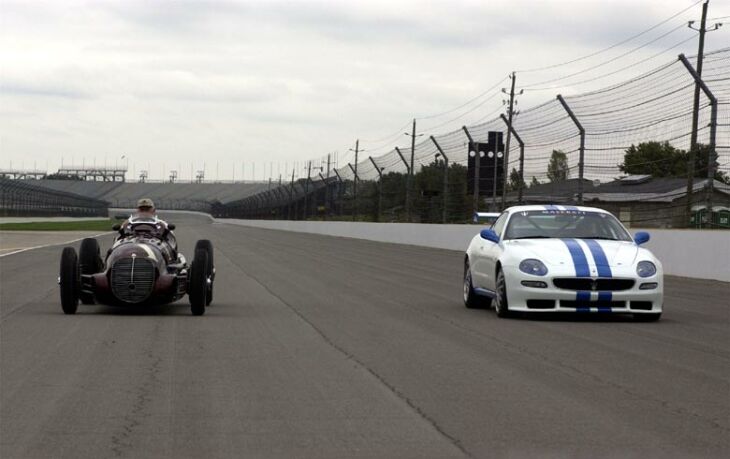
(493, 269), (511, 318)
(633, 313), (661, 322)
(189, 248), (208, 316)
(463, 260), (485, 309)
(79, 238), (101, 305)
(195, 240), (214, 306)
(60, 247), (80, 315)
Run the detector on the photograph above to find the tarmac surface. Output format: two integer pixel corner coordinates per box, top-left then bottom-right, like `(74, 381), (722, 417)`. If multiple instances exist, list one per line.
(1, 212), (728, 458)
(0, 231), (110, 257)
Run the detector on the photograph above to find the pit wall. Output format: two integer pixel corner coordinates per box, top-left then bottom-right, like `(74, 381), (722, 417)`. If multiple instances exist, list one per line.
(219, 219), (730, 283)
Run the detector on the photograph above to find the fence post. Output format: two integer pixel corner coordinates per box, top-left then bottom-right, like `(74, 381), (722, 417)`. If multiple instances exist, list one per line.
(679, 53), (718, 227)
(430, 136), (449, 223)
(333, 169), (344, 217)
(347, 163), (359, 221)
(557, 95), (585, 205)
(369, 156), (383, 222)
(394, 147), (411, 174)
(500, 114), (525, 205)
(462, 126), (480, 215)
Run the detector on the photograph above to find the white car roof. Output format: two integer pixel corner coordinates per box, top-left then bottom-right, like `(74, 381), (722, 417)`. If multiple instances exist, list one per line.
(503, 204), (612, 214)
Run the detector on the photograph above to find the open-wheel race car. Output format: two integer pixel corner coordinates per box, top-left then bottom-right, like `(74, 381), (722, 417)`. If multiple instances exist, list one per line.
(59, 215), (215, 316)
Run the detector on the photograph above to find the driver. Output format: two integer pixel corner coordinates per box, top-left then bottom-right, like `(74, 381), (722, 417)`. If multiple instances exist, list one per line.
(118, 198), (178, 256)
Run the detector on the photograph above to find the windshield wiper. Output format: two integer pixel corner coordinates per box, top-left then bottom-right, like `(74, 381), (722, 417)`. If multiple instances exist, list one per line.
(575, 236), (618, 240)
(511, 236), (551, 239)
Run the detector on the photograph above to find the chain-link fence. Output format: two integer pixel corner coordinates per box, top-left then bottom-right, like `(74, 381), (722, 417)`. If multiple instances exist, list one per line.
(221, 48), (730, 229)
(0, 178), (109, 217)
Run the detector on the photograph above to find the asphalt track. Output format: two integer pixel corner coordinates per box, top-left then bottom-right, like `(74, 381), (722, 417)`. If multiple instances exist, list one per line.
(1, 212), (728, 458)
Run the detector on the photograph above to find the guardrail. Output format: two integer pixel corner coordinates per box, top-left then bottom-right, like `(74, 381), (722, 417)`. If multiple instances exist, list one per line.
(218, 219), (730, 282)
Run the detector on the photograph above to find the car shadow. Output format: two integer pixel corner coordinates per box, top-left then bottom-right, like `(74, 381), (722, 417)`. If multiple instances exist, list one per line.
(512, 312), (655, 323)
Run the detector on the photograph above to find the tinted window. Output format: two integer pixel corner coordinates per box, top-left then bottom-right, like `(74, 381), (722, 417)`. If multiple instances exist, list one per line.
(503, 210), (631, 241)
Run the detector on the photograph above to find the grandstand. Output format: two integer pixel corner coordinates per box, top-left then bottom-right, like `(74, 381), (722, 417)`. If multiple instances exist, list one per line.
(0, 178), (108, 217)
(20, 180), (271, 212)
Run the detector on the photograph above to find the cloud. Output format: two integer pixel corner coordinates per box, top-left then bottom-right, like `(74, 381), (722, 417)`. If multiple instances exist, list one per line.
(1, 0), (726, 180)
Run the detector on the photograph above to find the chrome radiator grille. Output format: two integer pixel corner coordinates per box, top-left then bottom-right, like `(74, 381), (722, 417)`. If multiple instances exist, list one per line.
(111, 257), (155, 303)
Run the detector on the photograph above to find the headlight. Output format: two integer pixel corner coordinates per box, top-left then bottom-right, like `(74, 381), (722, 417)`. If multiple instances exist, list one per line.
(636, 261), (657, 278)
(519, 259), (548, 276)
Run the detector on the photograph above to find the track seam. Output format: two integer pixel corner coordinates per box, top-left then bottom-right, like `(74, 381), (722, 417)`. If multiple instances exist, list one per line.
(215, 247), (473, 459)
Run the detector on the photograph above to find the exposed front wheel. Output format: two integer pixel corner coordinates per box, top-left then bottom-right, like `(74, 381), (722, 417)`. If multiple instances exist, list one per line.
(189, 248), (209, 316)
(493, 269), (511, 318)
(194, 240), (214, 306)
(59, 247), (80, 315)
(79, 238), (102, 305)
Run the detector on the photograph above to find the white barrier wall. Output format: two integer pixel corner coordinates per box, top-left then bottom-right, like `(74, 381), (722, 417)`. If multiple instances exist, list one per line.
(219, 219), (729, 282)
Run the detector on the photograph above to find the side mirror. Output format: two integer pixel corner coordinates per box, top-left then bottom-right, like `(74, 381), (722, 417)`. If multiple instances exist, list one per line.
(112, 224), (121, 231)
(480, 228), (500, 243)
(167, 224), (176, 231)
(634, 231), (650, 245)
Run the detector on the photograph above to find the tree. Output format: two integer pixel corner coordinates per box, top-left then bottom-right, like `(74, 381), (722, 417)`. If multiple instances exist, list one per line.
(530, 176), (541, 188)
(547, 150), (569, 182)
(619, 142), (729, 183)
(619, 141), (685, 177)
(507, 167), (525, 192)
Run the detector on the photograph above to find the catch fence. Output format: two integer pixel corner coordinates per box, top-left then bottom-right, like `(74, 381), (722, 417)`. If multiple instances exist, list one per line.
(221, 48), (730, 229)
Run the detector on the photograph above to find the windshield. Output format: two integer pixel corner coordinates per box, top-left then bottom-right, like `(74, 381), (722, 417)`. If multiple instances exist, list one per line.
(503, 210), (632, 241)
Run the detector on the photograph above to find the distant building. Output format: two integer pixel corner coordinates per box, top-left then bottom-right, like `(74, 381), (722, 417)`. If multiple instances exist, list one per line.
(505, 178), (594, 205)
(583, 176), (730, 228)
(504, 176), (730, 228)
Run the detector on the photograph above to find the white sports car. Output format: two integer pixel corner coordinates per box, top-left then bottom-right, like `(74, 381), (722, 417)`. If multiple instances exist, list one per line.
(463, 205), (663, 321)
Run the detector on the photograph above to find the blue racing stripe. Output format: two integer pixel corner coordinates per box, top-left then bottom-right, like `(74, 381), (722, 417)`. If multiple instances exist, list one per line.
(576, 291), (591, 302)
(544, 204), (560, 211)
(561, 238), (591, 277)
(562, 205), (579, 211)
(583, 239), (613, 278)
(576, 307), (590, 313)
(597, 306), (612, 313)
(597, 291), (612, 302)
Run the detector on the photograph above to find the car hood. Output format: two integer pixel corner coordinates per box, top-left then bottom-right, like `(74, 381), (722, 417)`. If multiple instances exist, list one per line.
(503, 238), (640, 270)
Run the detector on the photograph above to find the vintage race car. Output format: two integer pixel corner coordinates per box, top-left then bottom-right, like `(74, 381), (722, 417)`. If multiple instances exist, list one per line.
(59, 215), (215, 316)
(463, 205), (663, 321)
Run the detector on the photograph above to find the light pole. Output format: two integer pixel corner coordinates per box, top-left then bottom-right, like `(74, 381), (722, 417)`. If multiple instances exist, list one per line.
(489, 150), (503, 211)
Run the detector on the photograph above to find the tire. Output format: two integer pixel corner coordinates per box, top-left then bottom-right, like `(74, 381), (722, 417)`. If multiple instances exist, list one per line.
(633, 313), (661, 322)
(79, 238), (102, 304)
(60, 247), (80, 315)
(463, 260), (485, 309)
(493, 269), (512, 318)
(189, 249), (208, 316)
(195, 240), (214, 306)
(79, 238), (102, 274)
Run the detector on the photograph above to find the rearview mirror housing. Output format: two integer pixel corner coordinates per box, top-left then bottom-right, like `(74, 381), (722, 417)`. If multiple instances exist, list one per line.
(112, 224), (121, 231)
(167, 224), (176, 231)
(480, 228), (500, 243)
(634, 231), (650, 245)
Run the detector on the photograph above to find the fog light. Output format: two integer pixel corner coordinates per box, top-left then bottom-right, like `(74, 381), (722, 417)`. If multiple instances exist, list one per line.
(639, 282), (658, 290)
(521, 280), (547, 288)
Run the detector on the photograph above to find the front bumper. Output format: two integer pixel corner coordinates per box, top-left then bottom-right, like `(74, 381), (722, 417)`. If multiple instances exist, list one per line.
(502, 266), (663, 314)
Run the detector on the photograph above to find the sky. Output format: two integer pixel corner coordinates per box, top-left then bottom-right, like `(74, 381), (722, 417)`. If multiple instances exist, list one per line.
(1, 0), (728, 181)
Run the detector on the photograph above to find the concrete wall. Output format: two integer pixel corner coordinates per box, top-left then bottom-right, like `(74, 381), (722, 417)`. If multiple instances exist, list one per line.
(219, 219), (730, 282)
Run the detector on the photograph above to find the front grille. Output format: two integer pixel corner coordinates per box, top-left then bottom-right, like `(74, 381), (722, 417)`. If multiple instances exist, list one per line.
(560, 300), (626, 309)
(111, 257), (156, 303)
(553, 278), (635, 291)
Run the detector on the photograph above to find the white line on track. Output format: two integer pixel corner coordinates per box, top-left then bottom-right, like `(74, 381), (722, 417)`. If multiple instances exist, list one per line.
(0, 232), (113, 258)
